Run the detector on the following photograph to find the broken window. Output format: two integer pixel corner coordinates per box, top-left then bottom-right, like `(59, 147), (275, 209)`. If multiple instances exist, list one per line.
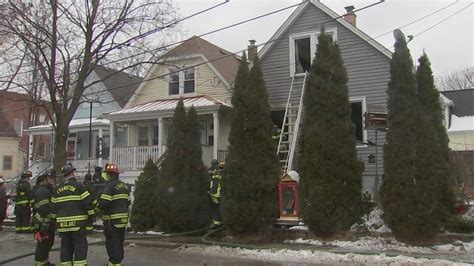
(294, 37), (311, 74)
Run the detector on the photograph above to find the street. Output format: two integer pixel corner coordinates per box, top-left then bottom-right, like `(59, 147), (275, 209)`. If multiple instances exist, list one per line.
(0, 230), (283, 266)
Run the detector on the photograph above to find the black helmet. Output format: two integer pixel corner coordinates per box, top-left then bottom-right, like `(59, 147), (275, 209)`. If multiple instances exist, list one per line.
(36, 174), (48, 183)
(211, 159), (219, 167)
(21, 171), (32, 179)
(61, 163), (76, 176)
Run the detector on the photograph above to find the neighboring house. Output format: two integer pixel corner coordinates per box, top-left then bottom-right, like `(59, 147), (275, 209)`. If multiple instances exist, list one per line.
(441, 89), (474, 151)
(0, 91), (51, 179)
(258, 1), (392, 196)
(104, 36), (240, 183)
(26, 65), (142, 176)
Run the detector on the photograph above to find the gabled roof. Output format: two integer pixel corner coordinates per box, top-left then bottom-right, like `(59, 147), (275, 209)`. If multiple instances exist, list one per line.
(258, 0), (392, 61)
(163, 36), (240, 85)
(441, 89), (474, 117)
(0, 106), (19, 138)
(92, 65), (143, 108)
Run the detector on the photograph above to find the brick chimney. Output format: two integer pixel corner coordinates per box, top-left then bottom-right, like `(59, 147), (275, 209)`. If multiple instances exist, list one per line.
(343, 5), (357, 27)
(247, 40), (257, 61)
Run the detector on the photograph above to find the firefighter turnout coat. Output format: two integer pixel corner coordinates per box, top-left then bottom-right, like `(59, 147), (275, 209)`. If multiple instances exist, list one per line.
(52, 178), (95, 232)
(99, 178), (130, 228)
(32, 185), (55, 226)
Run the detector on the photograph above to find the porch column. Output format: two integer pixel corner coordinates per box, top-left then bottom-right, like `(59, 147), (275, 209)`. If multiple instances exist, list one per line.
(158, 117), (164, 156)
(109, 121), (114, 163)
(98, 128), (103, 167)
(213, 112), (219, 160)
(28, 133), (34, 168)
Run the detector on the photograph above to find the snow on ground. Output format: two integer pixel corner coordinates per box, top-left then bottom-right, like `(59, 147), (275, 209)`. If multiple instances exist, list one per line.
(350, 207), (391, 233)
(462, 205), (474, 222)
(433, 241), (474, 252)
(135, 230), (164, 235)
(179, 246), (468, 265)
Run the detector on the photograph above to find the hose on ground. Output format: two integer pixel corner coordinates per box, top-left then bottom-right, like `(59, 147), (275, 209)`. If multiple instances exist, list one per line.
(201, 227), (270, 250)
(0, 239), (105, 265)
(125, 225), (213, 240)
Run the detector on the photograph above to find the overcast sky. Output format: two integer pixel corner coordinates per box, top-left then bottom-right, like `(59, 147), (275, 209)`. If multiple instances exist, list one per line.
(174, 0), (473, 80)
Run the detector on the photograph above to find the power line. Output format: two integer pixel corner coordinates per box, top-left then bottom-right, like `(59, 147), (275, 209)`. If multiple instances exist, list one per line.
(413, 3), (473, 37)
(0, 0), (231, 81)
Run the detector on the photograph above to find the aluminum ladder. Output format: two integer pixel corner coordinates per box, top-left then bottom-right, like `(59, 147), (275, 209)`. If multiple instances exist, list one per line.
(277, 72), (308, 172)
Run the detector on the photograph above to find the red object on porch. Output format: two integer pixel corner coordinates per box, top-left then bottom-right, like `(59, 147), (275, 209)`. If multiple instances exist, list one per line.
(454, 204), (470, 215)
(277, 173), (300, 220)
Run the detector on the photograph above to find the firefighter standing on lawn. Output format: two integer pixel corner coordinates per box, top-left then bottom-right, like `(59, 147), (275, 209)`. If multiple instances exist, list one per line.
(15, 170), (33, 233)
(208, 159), (223, 228)
(98, 163), (130, 266)
(52, 163), (95, 266)
(32, 172), (56, 266)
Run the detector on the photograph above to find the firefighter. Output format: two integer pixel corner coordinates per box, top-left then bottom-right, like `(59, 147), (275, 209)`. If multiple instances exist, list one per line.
(98, 163), (130, 266)
(52, 163), (95, 266)
(208, 159), (223, 228)
(32, 172), (56, 266)
(82, 173), (97, 233)
(15, 170), (33, 233)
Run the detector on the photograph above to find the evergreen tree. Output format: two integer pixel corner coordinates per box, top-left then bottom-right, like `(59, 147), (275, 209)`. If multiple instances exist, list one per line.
(298, 29), (363, 235)
(130, 158), (159, 232)
(221, 54), (280, 233)
(155, 101), (210, 232)
(380, 31), (436, 242)
(415, 53), (455, 232)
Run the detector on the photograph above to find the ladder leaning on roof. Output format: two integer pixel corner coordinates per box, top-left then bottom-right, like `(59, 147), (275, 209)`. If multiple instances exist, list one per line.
(277, 71), (308, 172)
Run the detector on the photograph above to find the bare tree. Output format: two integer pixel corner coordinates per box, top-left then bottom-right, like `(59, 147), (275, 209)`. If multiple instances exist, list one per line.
(0, 0), (180, 171)
(437, 67), (474, 91)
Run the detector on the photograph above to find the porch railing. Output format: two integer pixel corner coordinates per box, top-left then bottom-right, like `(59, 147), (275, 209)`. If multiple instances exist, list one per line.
(113, 145), (161, 170)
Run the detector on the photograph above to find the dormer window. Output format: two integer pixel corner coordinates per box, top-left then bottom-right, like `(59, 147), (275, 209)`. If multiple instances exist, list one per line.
(168, 67), (196, 96)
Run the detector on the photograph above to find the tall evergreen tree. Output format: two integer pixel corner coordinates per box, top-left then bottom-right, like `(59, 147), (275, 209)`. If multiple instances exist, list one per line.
(155, 100), (210, 232)
(380, 31), (437, 242)
(130, 158), (159, 232)
(298, 29), (363, 235)
(221, 54), (280, 233)
(415, 53), (455, 232)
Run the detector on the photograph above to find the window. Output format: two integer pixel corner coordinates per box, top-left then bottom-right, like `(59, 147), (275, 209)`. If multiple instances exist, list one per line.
(184, 68), (195, 93)
(152, 126), (159, 145)
(294, 37), (311, 73)
(38, 142), (46, 157)
(138, 126), (149, 146)
(168, 67), (196, 96)
(96, 135), (110, 159)
(199, 121), (207, 145)
(169, 70), (180, 95)
(67, 139), (76, 159)
(289, 29), (337, 76)
(38, 114), (47, 125)
(350, 97), (367, 144)
(13, 119), (23, 136)
(3, 156), (12, 170)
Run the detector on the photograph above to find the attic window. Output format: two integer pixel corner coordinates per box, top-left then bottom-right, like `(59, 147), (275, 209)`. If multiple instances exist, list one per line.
(289, 29), (337, 77)
(169, 70), (180, 95)
(168, 67), (196, 96)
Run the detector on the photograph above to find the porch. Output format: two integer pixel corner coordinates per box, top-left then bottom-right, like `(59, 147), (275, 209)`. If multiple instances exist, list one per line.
(105, 96), (232, 175)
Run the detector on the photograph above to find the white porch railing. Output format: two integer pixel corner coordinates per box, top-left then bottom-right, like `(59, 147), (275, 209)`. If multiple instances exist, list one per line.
(113, 145), (161, 170)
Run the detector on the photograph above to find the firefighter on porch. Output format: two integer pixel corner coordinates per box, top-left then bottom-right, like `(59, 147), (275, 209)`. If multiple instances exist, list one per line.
(208, 159), (223, 228)
(15, 170), (33, 233)
(52, 163), (95, 266)
(32, 172), (56, 266)
(98, 163), (130, 266)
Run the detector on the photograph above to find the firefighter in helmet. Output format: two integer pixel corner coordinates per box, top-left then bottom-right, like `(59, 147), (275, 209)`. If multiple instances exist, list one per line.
(98, 163), (130, 266)
(52, 163), (95, 265)
(32, 172), (56, 266)
(208, 159), (223, 228)
(15, 170), (33, 233)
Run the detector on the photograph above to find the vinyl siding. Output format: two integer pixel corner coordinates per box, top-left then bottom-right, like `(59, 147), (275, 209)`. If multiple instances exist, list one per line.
(130, 57), (232, 106)
(260, 4), (391, 194)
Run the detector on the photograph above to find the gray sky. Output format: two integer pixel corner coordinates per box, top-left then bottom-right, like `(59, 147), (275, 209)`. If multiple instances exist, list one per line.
(175, 0), (473, 80)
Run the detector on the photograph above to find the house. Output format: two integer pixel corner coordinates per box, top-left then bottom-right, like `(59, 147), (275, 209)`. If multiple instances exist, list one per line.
(441, 89), (474, 151)
(258, 1), (392, 196)
(103, 36), (240, 183)
(0, 91), (51, 179)
(26, 65), (142, 176)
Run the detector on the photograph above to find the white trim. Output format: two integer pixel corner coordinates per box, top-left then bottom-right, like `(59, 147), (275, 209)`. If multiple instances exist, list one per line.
(258, 0), (391, 62)
(289, 28), (338, 77)
(213, 112), (219, 160)
(350, 96), (367, 148)
(167, 67), (197, 98)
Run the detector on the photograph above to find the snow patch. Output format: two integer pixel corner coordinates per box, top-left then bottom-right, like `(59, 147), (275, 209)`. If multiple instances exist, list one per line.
(135, 230), (164, 235)
(288, 225), (308, 230)
(434, 241), (474, 252)
(179, 246), (466, 265)
(351, 207), (391, 233)
(462, 205), (474, 221)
